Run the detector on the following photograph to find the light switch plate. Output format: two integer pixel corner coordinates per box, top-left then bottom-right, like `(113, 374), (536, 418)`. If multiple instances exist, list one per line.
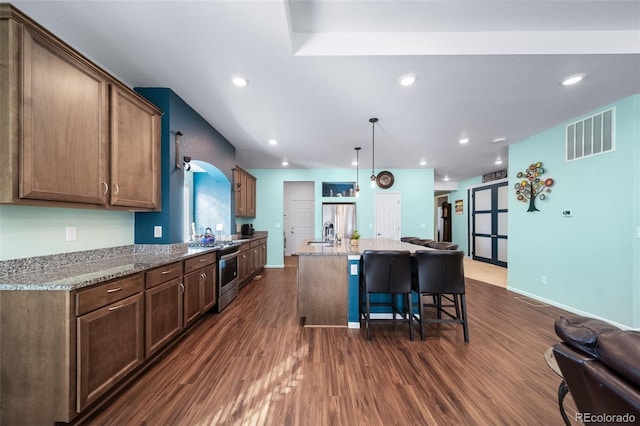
(350, 264), (358, 275)
(154, 226), (162, 238)
(65, 227), (76, 241)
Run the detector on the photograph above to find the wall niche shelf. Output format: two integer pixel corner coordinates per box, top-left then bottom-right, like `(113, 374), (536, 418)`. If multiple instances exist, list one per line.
(322, 182), (356, 198)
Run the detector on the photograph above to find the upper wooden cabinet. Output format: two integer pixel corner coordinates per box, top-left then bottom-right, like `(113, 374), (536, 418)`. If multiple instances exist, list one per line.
(110, 84), (161, 209)
(0, 4), (161, 210)
(234, 165), (256, 218)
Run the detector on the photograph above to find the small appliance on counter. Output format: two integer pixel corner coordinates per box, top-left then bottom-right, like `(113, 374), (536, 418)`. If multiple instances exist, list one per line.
(241, 224), (255, 237)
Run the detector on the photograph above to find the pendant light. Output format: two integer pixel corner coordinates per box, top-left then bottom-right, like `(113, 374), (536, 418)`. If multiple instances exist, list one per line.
(369, 117), (378, 188)
(354, 147), (361, 197)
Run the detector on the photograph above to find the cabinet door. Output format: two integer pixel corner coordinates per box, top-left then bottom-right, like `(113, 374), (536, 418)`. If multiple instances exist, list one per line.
(261, 241), (267, 268)
(20, 27), (109, 204)
(77, 292), (144, 411)
(246, 175), (256, 217)
(201, 264), (216, 312)
(145, 278), (183, 357)
(110, 84), (161, 209)
(183, 270), (203, 328)
(234, 169), (244, 217)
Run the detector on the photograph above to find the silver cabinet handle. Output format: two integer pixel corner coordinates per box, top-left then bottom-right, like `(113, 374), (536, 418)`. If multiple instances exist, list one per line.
(102, 182), (109, 196)
(113, 184), (120, 195)
(199, 258), (207, 262)
(106, 287), (123, 293)
(161, 270), (173, 275)
(108, 304), (124, 311)
(179, 283), (185, 293)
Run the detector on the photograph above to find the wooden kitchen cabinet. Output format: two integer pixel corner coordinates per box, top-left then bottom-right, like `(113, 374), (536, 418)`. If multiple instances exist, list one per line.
(110, 83), (161, 209)
(183, 252), (217, 328)
(145, 261), (184, 357)
(233, 165), (256, 218)
(0, 4), (161, 210)
(76, 275), (145, 411)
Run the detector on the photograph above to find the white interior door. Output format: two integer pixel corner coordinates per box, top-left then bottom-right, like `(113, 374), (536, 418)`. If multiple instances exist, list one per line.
(289, 200), (314, 255)
(375, 192), (401, 240)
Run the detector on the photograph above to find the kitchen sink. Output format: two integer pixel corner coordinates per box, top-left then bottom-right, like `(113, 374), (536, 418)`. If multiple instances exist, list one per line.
(307, 241), (333, 246)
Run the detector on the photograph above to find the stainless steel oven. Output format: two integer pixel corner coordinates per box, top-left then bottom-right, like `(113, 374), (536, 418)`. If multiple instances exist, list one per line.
(217, 246), (240, 312)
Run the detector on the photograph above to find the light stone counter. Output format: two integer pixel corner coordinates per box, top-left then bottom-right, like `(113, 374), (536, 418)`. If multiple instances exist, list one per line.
(294, 238), (427, 256)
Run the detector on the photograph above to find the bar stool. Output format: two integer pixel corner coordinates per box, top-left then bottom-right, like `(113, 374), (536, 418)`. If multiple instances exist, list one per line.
(412, 250), (469, 342)
(360, 250), (413, 341)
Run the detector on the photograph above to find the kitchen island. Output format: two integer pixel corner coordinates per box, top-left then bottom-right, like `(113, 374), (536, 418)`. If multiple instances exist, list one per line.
(295, 238), (425, 327)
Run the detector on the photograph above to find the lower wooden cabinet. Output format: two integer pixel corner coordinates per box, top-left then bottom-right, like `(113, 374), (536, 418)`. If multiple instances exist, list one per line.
(183, 253), (217, 328)
(76, 292), (144, 411)
(145, 277), (184, 357)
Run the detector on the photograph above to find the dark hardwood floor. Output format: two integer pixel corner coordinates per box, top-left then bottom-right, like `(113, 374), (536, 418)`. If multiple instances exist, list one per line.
(85, 261), (575, 425)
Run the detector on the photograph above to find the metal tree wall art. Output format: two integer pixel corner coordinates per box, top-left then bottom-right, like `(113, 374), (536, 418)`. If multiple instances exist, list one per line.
(515, 162), (554, 212)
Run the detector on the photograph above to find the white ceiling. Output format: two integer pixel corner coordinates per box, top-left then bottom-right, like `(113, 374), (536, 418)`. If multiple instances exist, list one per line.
(9, 0), (640, 183)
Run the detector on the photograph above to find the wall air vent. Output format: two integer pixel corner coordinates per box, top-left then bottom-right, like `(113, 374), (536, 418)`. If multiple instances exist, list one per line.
(566, 108), (615, 162)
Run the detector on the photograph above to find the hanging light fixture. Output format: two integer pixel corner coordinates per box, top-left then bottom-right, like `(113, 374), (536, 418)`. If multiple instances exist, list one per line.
(369, 117), (378, 188)
(354, 147), (361, 197)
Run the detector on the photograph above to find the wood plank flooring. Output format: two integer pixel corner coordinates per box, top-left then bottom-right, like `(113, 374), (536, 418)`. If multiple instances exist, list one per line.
(85, 261), (576, 425)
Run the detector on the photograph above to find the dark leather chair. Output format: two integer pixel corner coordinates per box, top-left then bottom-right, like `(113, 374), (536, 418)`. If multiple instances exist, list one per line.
(412, 250), (468, 342)
(400, 237), (419, 243)
(552, 315), (640, 424)
(414, 239), (434, 247)
(426, 241), (457, 250)
(361, 250), (413, 341)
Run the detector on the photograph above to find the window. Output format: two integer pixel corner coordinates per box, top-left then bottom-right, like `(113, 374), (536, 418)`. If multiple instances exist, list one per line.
(566, 108), (614, 162)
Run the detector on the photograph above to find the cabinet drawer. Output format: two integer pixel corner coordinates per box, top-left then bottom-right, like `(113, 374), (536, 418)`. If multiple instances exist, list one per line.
(145, 261), (183, 289)
(76, 273), (144, 316)
(184, 252), (217, 274)
(250, 240), (260, 248)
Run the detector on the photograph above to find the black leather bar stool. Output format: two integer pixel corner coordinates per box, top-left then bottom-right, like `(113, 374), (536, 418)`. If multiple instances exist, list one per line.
(360, 250), (413, 341)
(412, 250), (469, 342)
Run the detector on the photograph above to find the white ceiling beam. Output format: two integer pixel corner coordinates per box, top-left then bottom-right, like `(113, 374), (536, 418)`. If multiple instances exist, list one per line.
(292, 31), (640, 56)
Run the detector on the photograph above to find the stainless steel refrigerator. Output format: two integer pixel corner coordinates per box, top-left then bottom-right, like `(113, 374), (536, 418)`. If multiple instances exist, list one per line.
(322, 203), (357, 242)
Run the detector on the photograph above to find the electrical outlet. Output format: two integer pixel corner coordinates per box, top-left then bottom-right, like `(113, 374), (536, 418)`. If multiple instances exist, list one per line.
(65, 226), (76, 241)
(154, 226), (162, 238)
(541, 275), (548, 285)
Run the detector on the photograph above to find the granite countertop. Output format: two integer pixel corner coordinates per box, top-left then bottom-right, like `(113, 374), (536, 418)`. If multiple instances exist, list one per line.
(0, 231), (269, 291)
(294, 238), (428, 256)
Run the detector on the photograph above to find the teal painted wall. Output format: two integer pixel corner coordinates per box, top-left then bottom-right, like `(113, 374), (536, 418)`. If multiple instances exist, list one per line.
(448, 175), (483, 255)
(508, 95), (639, 327)
(0, 205), (133, 260)
(134, 88), (236, 244)
(249, 168), (434, 267)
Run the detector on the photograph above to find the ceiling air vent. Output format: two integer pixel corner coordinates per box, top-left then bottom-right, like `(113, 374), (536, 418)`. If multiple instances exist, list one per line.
(566, 108), (615, 162)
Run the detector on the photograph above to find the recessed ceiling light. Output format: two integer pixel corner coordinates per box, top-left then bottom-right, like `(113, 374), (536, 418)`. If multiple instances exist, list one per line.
(232, 76), (249, 87)
(352, 160), (358, 166)
(495, 159), (503, 165)
(268, 139), (278, 145)
(281, 160), (288, 166)
(443, 176), (450, 182)
(562, 74), (585, 86)
(419, 160), (427, 166)
(399, 74), (417, 86)
(492, 137), (507, 144)
(459, 138), (469, 144)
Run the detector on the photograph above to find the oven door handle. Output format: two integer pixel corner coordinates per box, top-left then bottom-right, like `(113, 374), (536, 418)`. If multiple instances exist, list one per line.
(219, 251), (239, 262)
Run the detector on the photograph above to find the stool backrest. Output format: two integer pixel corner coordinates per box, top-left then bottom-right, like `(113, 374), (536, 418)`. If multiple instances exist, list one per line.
(414, 250), (465, 294)
(362, 250), (412, 293)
